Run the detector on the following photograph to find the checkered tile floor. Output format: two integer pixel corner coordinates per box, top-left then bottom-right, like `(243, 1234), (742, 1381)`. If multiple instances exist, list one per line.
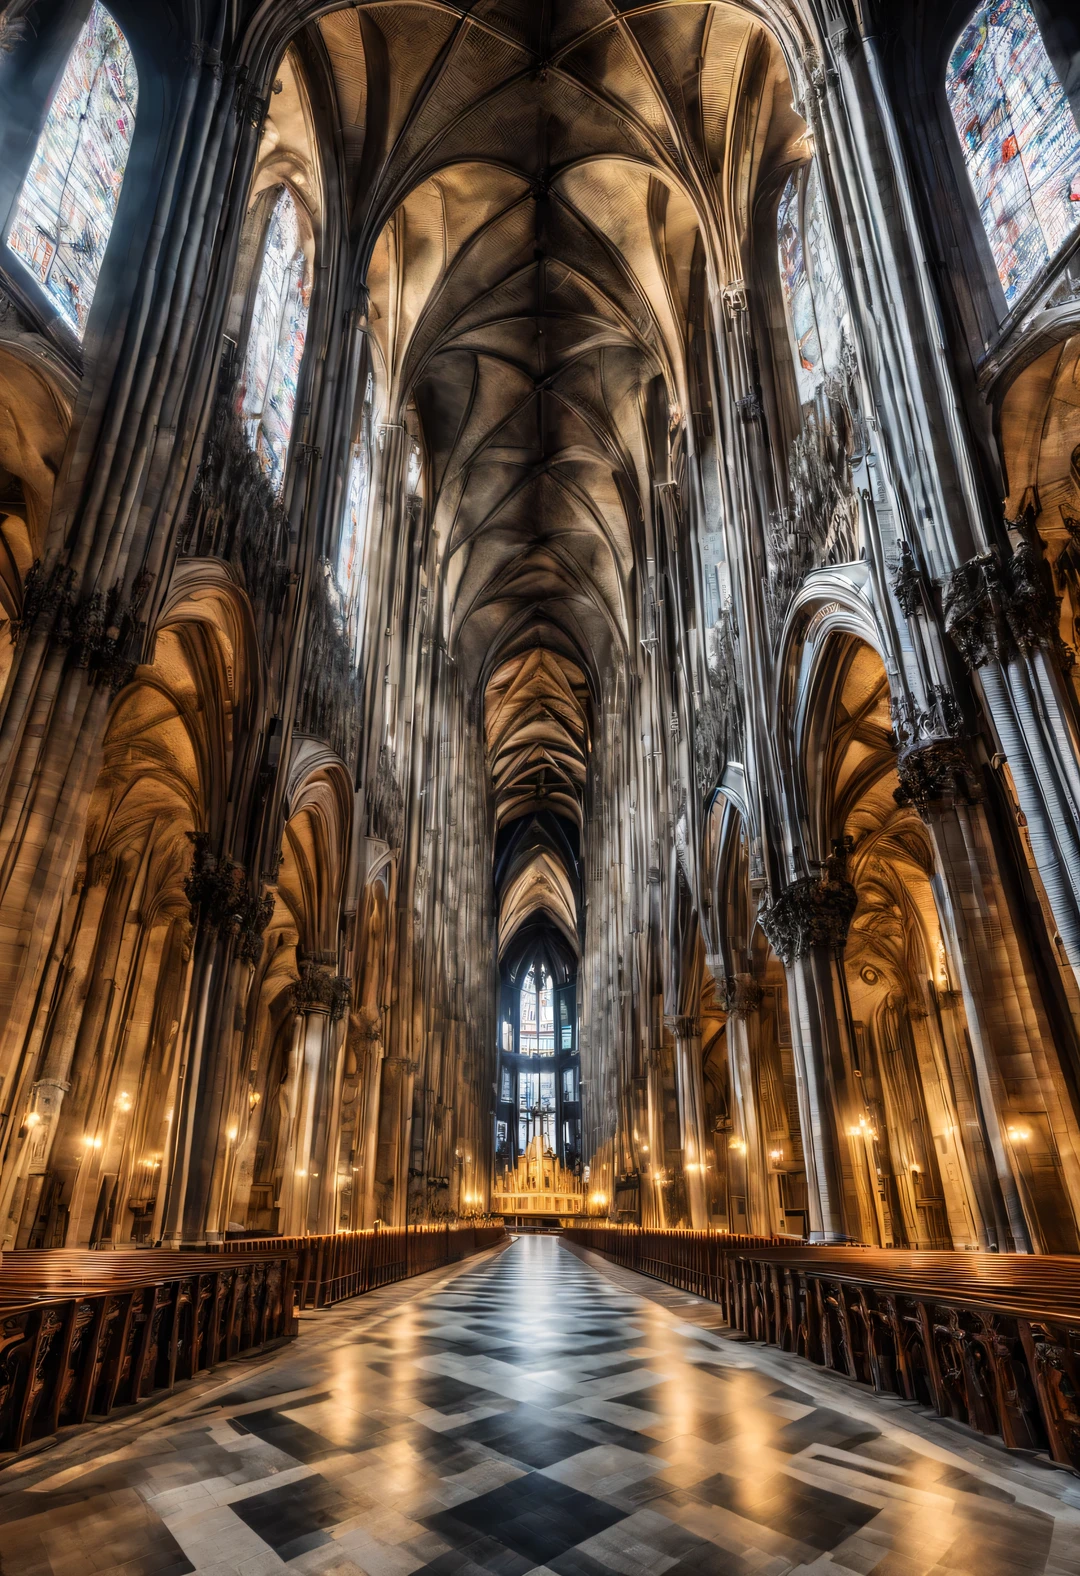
(3, 1236), (1080, 1576)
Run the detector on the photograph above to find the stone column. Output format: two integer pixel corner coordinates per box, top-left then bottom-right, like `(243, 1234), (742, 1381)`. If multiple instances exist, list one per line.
(944, 540), (1080, 987)
(665, 1015), (709, 1229)
(376, 1055), (418, 1226)
(639, 1048), (668, 1226)
(895, 739), (1037, 1251)
(760, 847), (861, 1243)
(721, 974), (773, 1236)
(277, 960), (349, 1237)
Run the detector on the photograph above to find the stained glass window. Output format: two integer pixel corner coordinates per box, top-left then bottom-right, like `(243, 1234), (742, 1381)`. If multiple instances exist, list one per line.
(776, 164), (848, 406)
(8, 3), (138, 337)
(406, 438), (423, 496)
(242, 187), (310, 494)
(519, 968), (538, 1053)
(518, 967), (555, 1055)
(947, 1), (1080, 306)
(538, 974), (553, 1040)
(517, 1069), (555, 1150)
(339, 374), (373, 646)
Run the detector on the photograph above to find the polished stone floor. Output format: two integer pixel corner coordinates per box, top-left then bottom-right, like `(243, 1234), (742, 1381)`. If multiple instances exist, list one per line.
(2, 1237), (1080, 1576)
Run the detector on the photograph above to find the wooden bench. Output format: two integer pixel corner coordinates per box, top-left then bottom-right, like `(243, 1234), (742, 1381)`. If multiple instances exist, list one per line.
(0, 1246), (296, 1458)
(563, 1226), (1080, 1475)
(213, 1223), (507, 1307)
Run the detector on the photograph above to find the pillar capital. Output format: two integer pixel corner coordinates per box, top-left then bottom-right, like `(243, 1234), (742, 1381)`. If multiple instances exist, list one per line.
(894, 739), (980, 814)
(721, 974), (764, 1018)
(759, 841), (857, 964)
(944, 527), (1067, 670)
(292, 961), (351, 1019)
(663, 1014), (701, 1040)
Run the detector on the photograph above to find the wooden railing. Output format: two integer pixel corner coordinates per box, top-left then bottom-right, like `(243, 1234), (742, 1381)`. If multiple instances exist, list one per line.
(563, 1224), (791, 1314)
(0, 1248), (296, 1458)
(217, 1222), (507, 1308)
(564, 1226), (1080, 1474)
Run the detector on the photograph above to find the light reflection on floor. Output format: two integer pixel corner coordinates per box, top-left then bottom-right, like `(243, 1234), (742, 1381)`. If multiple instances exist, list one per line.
(2, 1235), (1079, 1576)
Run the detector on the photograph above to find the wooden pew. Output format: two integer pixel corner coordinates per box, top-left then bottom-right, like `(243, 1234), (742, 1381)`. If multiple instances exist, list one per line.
(562, 1224), (1080, 1475)
(213, 1222), (507, 1307)
(0, 1247), (296, 1458)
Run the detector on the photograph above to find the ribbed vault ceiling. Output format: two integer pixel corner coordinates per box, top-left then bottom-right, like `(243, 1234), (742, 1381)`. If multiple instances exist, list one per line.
(313, 0), (801, 959)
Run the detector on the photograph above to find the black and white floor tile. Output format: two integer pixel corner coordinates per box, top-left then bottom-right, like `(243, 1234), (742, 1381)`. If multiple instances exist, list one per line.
(3, 1236), (1080, 1576)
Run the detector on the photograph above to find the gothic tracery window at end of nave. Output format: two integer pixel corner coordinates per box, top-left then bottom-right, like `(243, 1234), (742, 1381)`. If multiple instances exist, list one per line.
(242, 186), (310, 494)
(518, 966), (554, 1055)
(947, 0), (1080, 307)
(7, 1), (138, 338)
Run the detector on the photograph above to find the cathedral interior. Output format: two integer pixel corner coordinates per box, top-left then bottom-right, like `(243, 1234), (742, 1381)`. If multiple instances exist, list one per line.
(4, 0), (1080, 1570)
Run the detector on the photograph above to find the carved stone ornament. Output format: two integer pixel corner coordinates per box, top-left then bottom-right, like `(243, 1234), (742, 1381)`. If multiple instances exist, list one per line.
(368, 743), (404, 849)
(663, 1015), (701, 1040)
(694, 606), (743, 794)
(184, 833), (274, 963)
(182, 395), (291, 618)
(721, 974), (764, 1018)
(894, 739), (980, 813)
(758, 840), (858, 964)
(944, 520), (1071, 670)
(296, 560), (361, 764)
(890, 540), (923, 618)
(767, 395), (859, 633)
(292, 961), (352, 1019)
(15, 562), (151, 691)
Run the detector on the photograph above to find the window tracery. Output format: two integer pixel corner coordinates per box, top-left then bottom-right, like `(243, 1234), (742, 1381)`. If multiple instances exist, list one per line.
(7, 1), (138, 337)
(947, 0), (1080, 306)
(518, 966), (554, 1055)
(776, 163), (848, 407)
(339, 373), (374, 648)
(242, 186), (310, 494)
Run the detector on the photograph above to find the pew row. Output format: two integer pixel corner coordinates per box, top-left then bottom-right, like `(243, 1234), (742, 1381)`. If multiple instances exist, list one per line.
(563, 1226), (1080, 1474)
(0, 1248), (296, 1458)
(214, 1222), (508, 1308)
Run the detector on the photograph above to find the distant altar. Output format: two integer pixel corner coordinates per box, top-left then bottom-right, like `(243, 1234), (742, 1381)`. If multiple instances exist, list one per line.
(492, 1134), (584, 1218)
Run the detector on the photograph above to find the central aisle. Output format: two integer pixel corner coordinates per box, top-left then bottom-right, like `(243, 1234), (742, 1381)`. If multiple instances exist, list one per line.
(1, 1237), (1076, 1576)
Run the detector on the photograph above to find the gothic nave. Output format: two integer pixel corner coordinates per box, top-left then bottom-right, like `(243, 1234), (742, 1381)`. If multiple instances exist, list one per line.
(3, 0), (1080, 1565)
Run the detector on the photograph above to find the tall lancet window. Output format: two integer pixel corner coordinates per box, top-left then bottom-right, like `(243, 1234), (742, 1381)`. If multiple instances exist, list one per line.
(8, 2), (138, 337)
(339, 373), (374, 649)
(518, 967), (554, 1055)
(242, 187), (310, 493)
(776, 163), (848, 407)
(947, 1), (1080, 306)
